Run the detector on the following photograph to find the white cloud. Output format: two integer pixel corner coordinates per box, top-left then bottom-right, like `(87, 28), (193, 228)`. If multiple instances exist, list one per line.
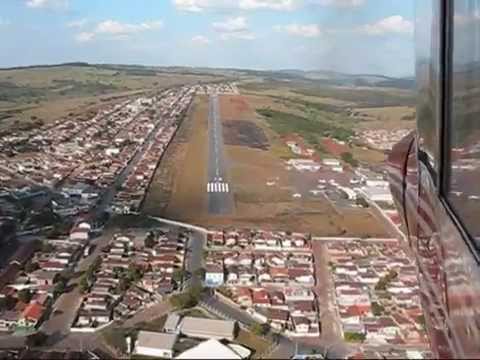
(212, 16), (255, 41)
(312, 0), (365, 8)
(67, 18), (88, 28)
(360, 15), (414, 36)
(238, 0), (298, 10)
(192, 35), (211, 45)
(213, 16), (248, 33)
(75, 32), (94, 43)
(173, 0), (300, 12)
(172, 0), (367, 11)
(74, 19), (163, 43)
(274, 23), (321, 37)
(26, 0), (68, 9)
(220, 32), (256, 40)
(95, 20), (163, 35)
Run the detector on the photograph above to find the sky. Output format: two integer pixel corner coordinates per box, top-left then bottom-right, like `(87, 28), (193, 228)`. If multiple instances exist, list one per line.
(0, 0), (415, 76)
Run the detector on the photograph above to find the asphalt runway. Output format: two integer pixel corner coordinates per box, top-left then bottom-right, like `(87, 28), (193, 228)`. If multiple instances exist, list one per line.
(207, 94), (235, 215)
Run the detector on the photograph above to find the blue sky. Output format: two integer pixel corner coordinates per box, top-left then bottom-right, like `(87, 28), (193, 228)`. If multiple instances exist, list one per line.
(0, 0), (414, 76)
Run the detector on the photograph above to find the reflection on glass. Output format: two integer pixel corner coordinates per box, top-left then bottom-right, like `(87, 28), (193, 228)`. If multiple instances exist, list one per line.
(416, 0), (441, 172)
(450, 0), (480, 246)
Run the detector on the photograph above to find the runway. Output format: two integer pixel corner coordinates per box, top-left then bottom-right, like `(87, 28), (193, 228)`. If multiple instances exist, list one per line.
(207, 94), (234, 215)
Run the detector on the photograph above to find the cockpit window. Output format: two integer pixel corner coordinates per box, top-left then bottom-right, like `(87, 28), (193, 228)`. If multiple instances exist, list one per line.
(448, 0), (480, 246)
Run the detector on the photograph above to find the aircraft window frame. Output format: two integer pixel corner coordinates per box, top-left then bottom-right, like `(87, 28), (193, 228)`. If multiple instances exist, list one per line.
(439, 0), (480, 262)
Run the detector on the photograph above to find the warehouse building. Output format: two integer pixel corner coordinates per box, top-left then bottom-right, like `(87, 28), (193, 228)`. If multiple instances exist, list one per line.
(178, 317), (237, 341)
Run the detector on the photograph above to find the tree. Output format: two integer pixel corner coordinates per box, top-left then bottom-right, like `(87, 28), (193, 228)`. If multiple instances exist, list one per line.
(26, 331), (48, 347)
(173, 269), (188, 283)
(144, 232), (156, 248)
(24, 261), (39, 273)
(17, 289), (32, 304)
(250, 323), (270, 336)
(127, 264), (143, 283)
(371, 302), (385, 316)
(344, 332), (366, 342)
(0, 296), (16, 311)
(54, 281), (66, 298)
(169, 286), (203, 309)
(341, 152), (359, 167)
(41, 242), (54, 253)
(79, 276), (90, 293)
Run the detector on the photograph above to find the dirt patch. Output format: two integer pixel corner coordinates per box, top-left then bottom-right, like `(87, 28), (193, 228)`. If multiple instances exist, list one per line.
(223, 120), (269, 150)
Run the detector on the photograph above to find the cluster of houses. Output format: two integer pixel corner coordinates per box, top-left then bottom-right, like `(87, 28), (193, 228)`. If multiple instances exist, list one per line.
(197, 83), (239, 95)
(74, 230), (186, 329)
(327, 239), (429, 346)
(112, 87), (195, 214)
(356, 129), (411, 151)
(0, 85), (198, 221)
(0, 221), (92, 333)
(204, 229), (320, 337)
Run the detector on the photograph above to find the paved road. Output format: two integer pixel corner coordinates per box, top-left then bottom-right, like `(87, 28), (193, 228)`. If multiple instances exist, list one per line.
(41, 230), (116, 336)
(184, 230), (206, 289)
(312, 241), (343, 342)
(207, 94), (234, 215)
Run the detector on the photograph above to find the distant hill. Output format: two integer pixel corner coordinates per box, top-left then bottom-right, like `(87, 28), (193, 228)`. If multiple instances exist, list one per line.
(0, 62), (415, 90)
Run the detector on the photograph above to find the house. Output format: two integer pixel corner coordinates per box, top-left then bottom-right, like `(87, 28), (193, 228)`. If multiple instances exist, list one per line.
(176, 339), (251, 360)
(179, 317), (237, 341)
(163, 313), (180, 334)
(268, 308), (290, 330)
(284, 288), (315, 302)
(134, 331), (178, 359)
(235, 288), (252, 307)
(0, 311), (19, 331)
(76, 309), (111, 327)
(70, 227), (89, 242)
(291, 316), (311, 334)
(205, 265), (224, 288)
(29, 270), (57, 286)
(252, 289), (270, 307)
(18, 302), (45, 328)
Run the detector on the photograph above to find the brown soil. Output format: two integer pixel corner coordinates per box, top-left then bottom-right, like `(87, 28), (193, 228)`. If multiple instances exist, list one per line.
(223, 120), (269, 150)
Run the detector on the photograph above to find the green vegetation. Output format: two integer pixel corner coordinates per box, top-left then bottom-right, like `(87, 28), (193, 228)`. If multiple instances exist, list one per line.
(292, 86), (415, 108)
(344, 331), (366, 342)
(250, 322), (270, 336)
(257, 108), (354, 144)
(236, 329), (271, 358)
(341, 152), (359, 167)
(371, 302), (385, 316)
(144, 231), (156, 248)
(169, 285), (204, 309)
(24, 261), (39, 273)
(375, 270), (398, 291)
(172, 269), (189, 283)
(17, 289), (33, 303)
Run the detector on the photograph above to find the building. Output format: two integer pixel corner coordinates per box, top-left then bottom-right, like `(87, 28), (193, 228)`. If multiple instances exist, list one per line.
(18, 303), (45, 328)
(205, 265), (224, 288)
(134, 331), (178, 359)
(176, 339), (251, 360)
(163, 313), (181, 334)
(179, 317), (237, 341)
(362, 186), (393, 204)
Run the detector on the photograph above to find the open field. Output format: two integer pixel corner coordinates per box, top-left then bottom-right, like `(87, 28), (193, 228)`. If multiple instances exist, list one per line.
(0, 64), (223, 134)
(353, 106), (416, 130)
(143, 95), (209, 219)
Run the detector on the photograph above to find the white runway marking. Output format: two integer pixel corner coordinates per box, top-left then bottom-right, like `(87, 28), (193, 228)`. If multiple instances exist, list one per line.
(207, 182), (231, 193)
